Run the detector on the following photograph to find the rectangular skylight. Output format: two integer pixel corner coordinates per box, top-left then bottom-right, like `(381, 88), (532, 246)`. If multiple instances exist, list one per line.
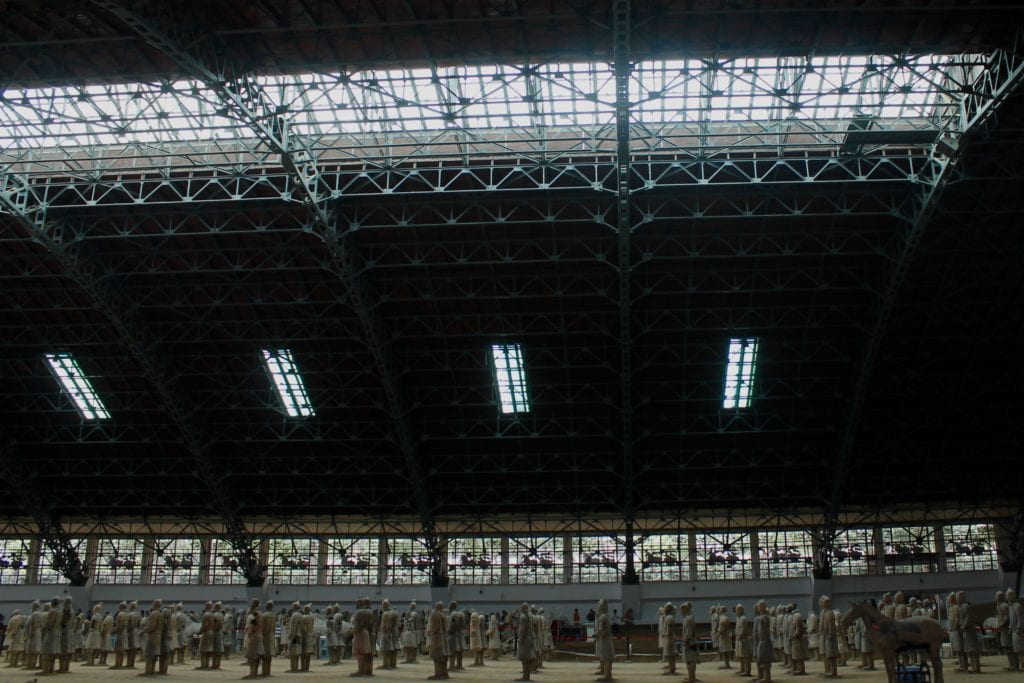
(262, 348), (315, 418)
(723, 337), (759, 410)
(43, 352), (110, 420)
(491, 343), (530, 414)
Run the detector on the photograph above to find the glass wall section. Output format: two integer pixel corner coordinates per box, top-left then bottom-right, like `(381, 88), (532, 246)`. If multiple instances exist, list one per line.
(385, 537), (432, 585)
(0, 538), (32, 584)
(638, 533), (690, 582)
(448, 537), (501, 584)
(151, 538), (202, 584)
(944, 523), (998, 571)
(572, 535), (623, 583)
(38, 538), (86, 584)
(831, 528), (872, 576)
(94, 538), (144, 584)
(325, 538), (378, 585)
(881, 526), (937, 574)
(694, 532), (752, 580)
(759, 530), (813, 578)
(268, 538), (318, 585)
(509, 536), (560, 584)
(210, 538), (248, 585)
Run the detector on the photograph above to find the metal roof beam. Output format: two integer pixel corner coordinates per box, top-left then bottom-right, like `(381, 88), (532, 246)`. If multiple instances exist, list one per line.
(612, 0), (639, 584)
(0, 433), (88, 585)
(0, 170), (265, 585)
(85, 0), (436, 547)
(822, 26), (1024, 576)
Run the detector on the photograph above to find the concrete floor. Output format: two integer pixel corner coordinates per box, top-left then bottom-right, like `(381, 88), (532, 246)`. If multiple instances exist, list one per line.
(0, 654), (1020, 683)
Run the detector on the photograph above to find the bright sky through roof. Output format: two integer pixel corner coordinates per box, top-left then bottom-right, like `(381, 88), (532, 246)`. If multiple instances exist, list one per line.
(262, 348), (315, 418)
(724, 337), (759, 410)
(0, 54), (975, 149)
(491, 343), (530, 414)
(44, 352), (111, 420)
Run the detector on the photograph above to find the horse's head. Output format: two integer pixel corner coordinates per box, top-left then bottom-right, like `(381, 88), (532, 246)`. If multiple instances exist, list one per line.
(840, 601), (865, 629)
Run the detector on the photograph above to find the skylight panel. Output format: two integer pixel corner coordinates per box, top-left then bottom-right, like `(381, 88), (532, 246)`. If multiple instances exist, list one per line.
(262, 348), (315, 418)
(44, 352), (110, 420)
(723, 337), (759, 410)
(491, 343), (530, 414)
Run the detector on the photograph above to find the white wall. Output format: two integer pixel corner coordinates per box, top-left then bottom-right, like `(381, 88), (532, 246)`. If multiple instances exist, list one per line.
(1, 571), (1003, 624)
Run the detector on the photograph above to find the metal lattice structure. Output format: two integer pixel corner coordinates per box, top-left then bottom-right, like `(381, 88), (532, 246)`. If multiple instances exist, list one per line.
(2, 1), (1023, 581)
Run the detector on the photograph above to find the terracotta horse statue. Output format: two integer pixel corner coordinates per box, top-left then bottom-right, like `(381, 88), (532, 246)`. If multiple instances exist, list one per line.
(841, 601), (946, 683)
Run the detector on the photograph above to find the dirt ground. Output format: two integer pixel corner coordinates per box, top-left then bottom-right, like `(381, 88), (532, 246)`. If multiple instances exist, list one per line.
(0, 652), (1018, 683)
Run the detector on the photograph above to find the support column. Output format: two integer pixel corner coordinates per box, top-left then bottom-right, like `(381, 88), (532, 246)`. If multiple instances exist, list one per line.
(622, 522), (639, 585)
(563, 535), (573, 584)
(377, 537), (389, 586)
(872, 527), (885, 575)
(258, 538), (270, 584)
(198, 538), (212, 585)
(26, 537), (41, 584)
(750, 531), (761, 580)
(140, 540), (155, 584)
(934, 525), (948, 572)
(687, 533), (699, 579)
(84, 537), (99, 581)
(500, 537), (510, 584)
(317, 539), (329, 585)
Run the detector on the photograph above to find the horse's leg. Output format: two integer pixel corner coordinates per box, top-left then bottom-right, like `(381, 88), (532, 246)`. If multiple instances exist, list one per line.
(882, 651), (896, 683)
(929, 644), (944, 683)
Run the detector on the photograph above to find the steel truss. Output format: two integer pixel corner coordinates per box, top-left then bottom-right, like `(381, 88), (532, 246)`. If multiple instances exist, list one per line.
(819, 26), (1024, 577)
(0, 4), (1021, 533)
(0, 172), (265, 585)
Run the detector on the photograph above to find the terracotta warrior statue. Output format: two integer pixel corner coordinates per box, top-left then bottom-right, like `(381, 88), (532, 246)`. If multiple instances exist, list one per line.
(242, 598), (264, 680)
(300, 603), (315, 672)
(947, 592), (962, 671)
(158, 599), (175, 674)
(140, 599), (164, 676)
(958, 591), (980, 674)
(1009, 589), (1023, 672)
(324, 606), (338, 666)
(39, 598), (61, 676)
(680, 602), (699, 683)
(658, 605), (667, 665)
(197, 600), (216, 670)
(718, 604), (734, 669)
(6, 608), (25, 668)
(662, 602), (678, 675)
(754, 601), (773, 683)
(83, 603), (102, 666)
(174, 603), (188, 665)
(486, 613), (501, 660)
(736, 603), (753, 677)
(126, 601), (140, 670)
(807, 607), (819, 662)
(378, 599), (400, 670)
(286, 602), (301, 671)
(789, 606), (807, 676)
(518, 603), (540, 682)
(211, 602), (226, 670)
(469, 611), (484, 666)
(447, 601), (465, 672)
(223, 605), (237, 660)
(57, 599), (74, 673)
(427, 601), (449, 681)
(260, 601), (276, 678)
(351, 597), (375, 677)
(996, 591), (1012, 671)
(402, 603), (420, 663)
(819, 596), (838, 678)
(110, 601), (128, 670)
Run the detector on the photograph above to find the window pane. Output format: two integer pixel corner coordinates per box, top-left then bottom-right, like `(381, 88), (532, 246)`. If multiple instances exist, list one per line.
(509, 536), (560, 584)
(448, 538), (502, 584)
(638, 533), (690, 582)
(324, 538), (379, 585)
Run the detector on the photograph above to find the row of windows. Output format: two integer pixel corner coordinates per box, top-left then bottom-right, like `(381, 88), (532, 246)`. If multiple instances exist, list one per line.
(0, 524), (997, 585)
(45, 338), (760, 421)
